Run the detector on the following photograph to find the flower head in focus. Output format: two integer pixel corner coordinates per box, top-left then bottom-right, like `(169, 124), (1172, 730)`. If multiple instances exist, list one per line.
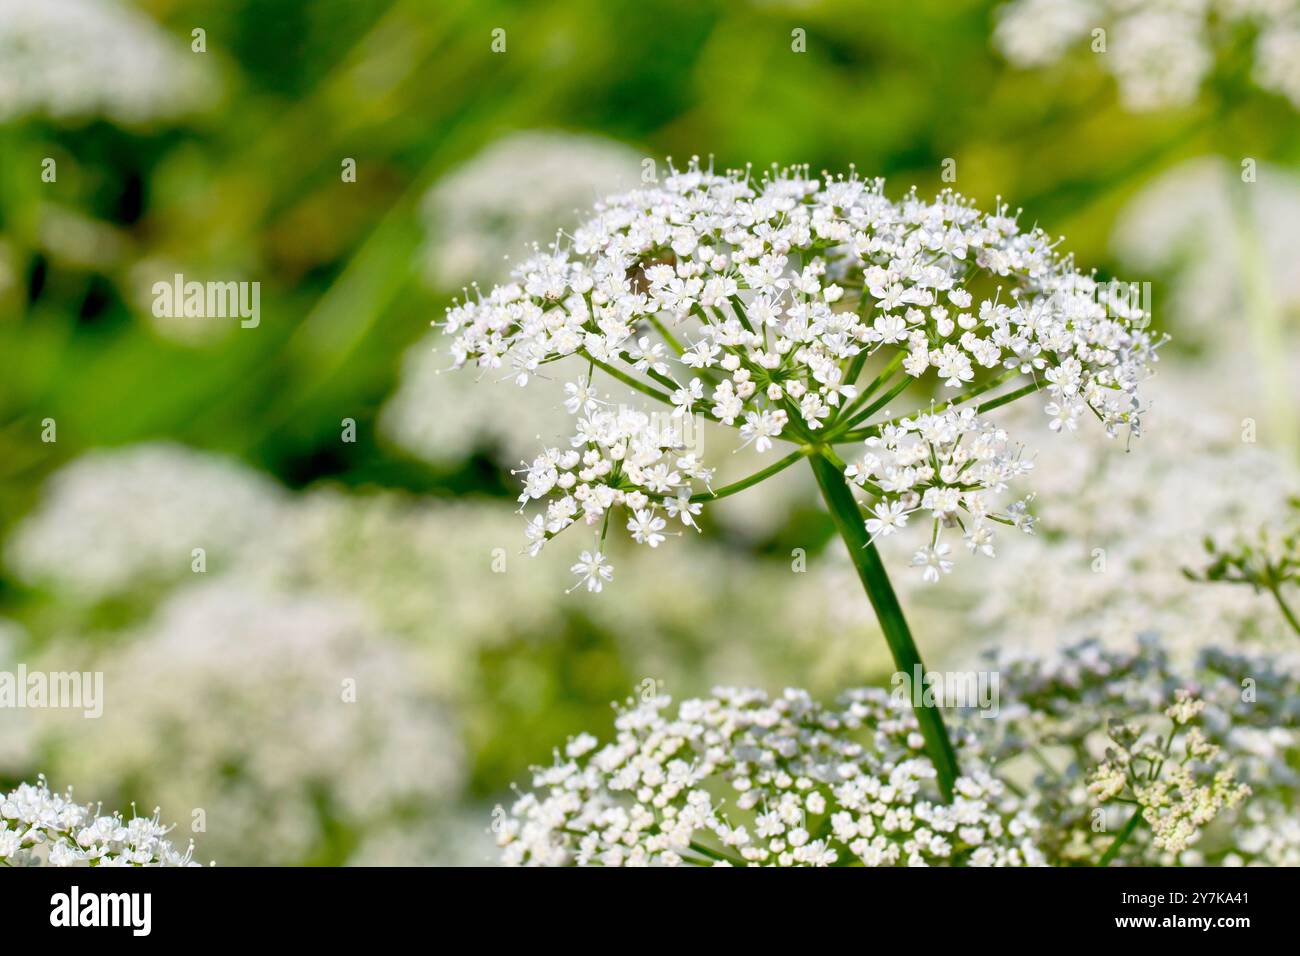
(441, 160), (1158, 589)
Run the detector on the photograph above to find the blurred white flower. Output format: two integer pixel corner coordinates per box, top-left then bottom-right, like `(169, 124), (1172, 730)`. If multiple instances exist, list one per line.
(1112, 156), (1300, 341)
(6, 443), (287, 602)
(995, 0), (1300, 111)
(4, 582), (462, 866)
(227, 486), (573, 690)
(420, 130), (643, 289)
(0, 0), (215, 125)
(1255, 17), (1300, 108)
(993, 0), (1100, 68)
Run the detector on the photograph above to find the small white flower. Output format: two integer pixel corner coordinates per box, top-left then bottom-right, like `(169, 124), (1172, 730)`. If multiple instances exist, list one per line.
(739, 409), (787, 453)
(569, 550), (614, 592)
(865, 500), (911, 540)
(911, 543), (954, 583)
(563, 376), (601, 415)
(663, 493), (703, 531)
(627, 509), (668, 548)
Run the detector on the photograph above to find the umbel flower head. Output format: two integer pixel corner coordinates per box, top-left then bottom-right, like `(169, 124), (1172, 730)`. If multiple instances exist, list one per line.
(442, 160), (1158, 590)
(0, 776), (202, 866)
(497, 686), (1045, 867)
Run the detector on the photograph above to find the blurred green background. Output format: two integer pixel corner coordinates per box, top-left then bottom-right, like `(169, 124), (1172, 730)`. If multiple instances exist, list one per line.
(1, 0), (1298, 865)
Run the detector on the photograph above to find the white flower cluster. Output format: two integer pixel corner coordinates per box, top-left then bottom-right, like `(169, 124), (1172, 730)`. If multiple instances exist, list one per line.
(850, 407), (1036, 582)
(0, 777), (200, 866)
(499, 686), (1045, 867)
(0, 0), (214, 124)
(443, 162), (1156, 588)
(995, 0), (1300, 111)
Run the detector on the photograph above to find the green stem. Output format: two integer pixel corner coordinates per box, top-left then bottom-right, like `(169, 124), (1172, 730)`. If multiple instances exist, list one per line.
(694, 447), (809, 502)
(687, 841), (745, 866)
(830, 369), (912, 439)
(1267, 582), (1300, 638)
(976, 379), (1044, 415)
(584, 354), (675, 406)
(1098, 807), (1143, 867)
(832, 371), (1033, 444)
(807, 451), (959, 801)
(835, 350), (906, 424)
(646, 315), (685, 356)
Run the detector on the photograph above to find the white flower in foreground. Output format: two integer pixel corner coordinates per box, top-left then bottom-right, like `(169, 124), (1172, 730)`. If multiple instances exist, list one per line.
(994, 0), (1300, 111)
(498, 687), (1045, 867)
(850, 406), (1035, 573)
(0, 777), (201, 866)
(570, 549), (614, 592)
(443, 161), (1156, 586)
(0, 0), (214, 124)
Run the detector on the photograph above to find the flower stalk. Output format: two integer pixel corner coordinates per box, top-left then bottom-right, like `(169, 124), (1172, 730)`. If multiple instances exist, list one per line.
(1097, 807), (1142, 867)
(808, 450), (960, 801)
